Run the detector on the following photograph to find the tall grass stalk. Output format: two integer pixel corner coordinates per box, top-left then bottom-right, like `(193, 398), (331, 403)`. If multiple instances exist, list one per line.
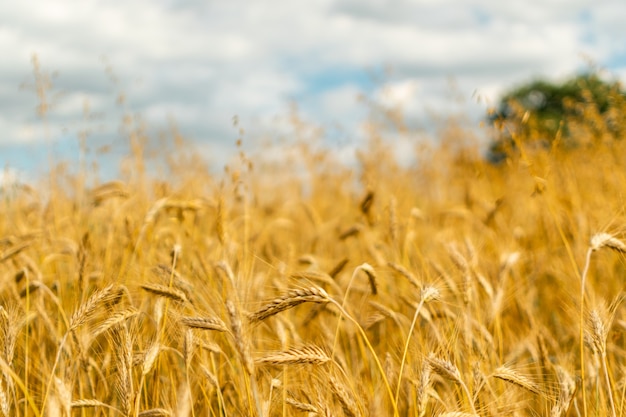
(395, 285), (439, 404)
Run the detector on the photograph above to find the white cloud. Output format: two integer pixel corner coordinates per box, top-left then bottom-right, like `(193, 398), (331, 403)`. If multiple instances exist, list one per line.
(377, 80), (419, 108)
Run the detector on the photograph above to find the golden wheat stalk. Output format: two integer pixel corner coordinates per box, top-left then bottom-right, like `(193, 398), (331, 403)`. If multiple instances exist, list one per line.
(151, 264), (194, 299)
(291, 270), (343, 294)
(180, 316), (229, 332)
(226, 301), (254, 375)
(90, 181), (129, 205)
(0, 382), (8, 417)
(71, 399), (109, 408)
(427, 354), (463, 384)
(491, 366), (541, 395)
(71, 398), (126, 414)
(590, 233), (626, 253)
(416, 361), (431, 417)
(551, 366), (576, 417)
(285, 397), (319, 413)
(141, 341), (161, 376)
(248, 287), (330, 322)
(138, 408), (172, 417)
(110, 326), (134, 416)
(214, 261), (236, 287)
(329, 375), (359, 417)
(395, 285), (440, 404)
(329, 258), (349, 278)
(586, 309), (606, 355)
(69, 284), (117, 331)
(426, 353), (476, 414)
(0, 241), (32, 264)
(387, 261), (421, 289)
(199, 364), (219, 388)
(92, 308), (138, 339)
(256, 345), (330, 366)
(140, 283), (188, 304)
(183, 328), (194, 369)
(360, 263), (378, 295)
(226, 300), (264, 417)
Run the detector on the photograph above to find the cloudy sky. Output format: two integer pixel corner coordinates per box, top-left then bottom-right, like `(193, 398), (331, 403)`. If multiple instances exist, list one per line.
(1, 0), (625, 181)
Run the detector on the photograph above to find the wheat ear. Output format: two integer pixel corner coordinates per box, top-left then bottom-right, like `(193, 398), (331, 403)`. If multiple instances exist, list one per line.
(426, 354), (476, 414)
(248, 287), (330, 323)
(180, 316), (229, 333)
(140, 283), (188, 304)
(329, 375), (359, 417)
(256, 345), (330, 366)
(491, 366), (541, 395)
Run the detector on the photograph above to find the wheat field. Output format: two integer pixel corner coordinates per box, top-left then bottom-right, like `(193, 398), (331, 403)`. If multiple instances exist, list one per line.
(2, 78), (626, 417)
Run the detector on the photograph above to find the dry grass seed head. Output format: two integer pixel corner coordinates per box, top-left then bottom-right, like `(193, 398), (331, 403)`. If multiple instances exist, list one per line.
(360, 190), (374, 216)
(54, 376), (71, 417)
(183, 328), (194, 368)
(364, 312), (387, 329)
(446, 243), (469, 273)
(256, 345), (331, 366)
(387, 261), (421, 289)
(109, 326), (134, 415)
(248, 287), (330, 323)
(471, 362), (486, 397)
(226, 300), (254, 375)
(339, 224), (362, 240)
(368, 300), (399, 321)
(298, 253), (318, 267)
(421, 285), (441, 303)
(292, 269), (331, 283)
(180, 316), (229, 333)
(90, 181), (129, 205)
(474, 272), (494, 300)
(329, 375), (359, 417)
(152, 264), (194, 300)
(71, 399), (110, 409)
(142, 341), (161, 376)
(491, 366), (542, 395)
(138, 408), (172, 416)
(0, 304), (22, 364)
(426, 354), (463, 385)
(416, 362), (432, 417)
(586, 309), (607, 355)
(19, 282), (41, 298)
(0, 383), (8, 417)
(285, 397), (319, 413)
(357, 263), (378, 295)
(92, 308), (138, 339)
(199, 364), (219, 388)
(140, 283), (188, 304)
(329, 258), (349, 279)
(196, 340), (222, 354)
(584, 296), (622, 356)
(590, 232), (626, 253)
(70, 284), (117, 331)
(291, 270), (343, 294)
(384, 352), (397, 391)
(214, 261), (236, 287)
(0, 241), (32, 264)
(551, 365), (576, 417)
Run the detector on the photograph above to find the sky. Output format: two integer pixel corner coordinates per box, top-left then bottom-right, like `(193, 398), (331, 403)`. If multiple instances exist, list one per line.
(1, 0), (626, 183)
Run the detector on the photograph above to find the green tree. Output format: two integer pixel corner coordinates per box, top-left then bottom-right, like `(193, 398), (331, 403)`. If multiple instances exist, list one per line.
(488, 72), (626, 162)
